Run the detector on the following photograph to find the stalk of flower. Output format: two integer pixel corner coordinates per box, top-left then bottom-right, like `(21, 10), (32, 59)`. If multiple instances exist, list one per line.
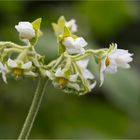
(99, 43), (133, 86)
(7, 58), (37, 78)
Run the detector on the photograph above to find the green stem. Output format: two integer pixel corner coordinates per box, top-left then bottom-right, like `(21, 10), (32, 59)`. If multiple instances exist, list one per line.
(0, 41), (23, 49)
(18, 77), (48, 140)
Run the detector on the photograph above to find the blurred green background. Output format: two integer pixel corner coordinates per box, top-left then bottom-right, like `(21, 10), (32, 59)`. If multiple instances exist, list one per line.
(0, 1), (140, 139)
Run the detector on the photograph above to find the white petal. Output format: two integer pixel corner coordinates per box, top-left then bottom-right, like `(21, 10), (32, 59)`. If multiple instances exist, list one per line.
(76, 59), (89, 69)
(62, 37), (75, 49)
(2, 73), (7, 83)
(0, 62), (6, 71)
(45, 70), (54, 80)
(7, 59), (17, 68)
(90, 81), (96, 89)
(67, 82), (80, 91)
(66, 19), (77, 33)
(66, 48), (78, 54)
(24, 71), (37, 77)
(106, 64), (117, 73)
(55, 68), (64, 77)
(79, 47), (86, 54)
(100, 58), (106, 72)
(69, 74), (78, 82)
(52, 81), (59, 88)
(83, 69), (94, 80)
(75, 37), (87, 48)
(100, 71), (104, 87)
(0, 62), (7, 83)
(22, 61), (32, 69)
(63, 37), (86, 54)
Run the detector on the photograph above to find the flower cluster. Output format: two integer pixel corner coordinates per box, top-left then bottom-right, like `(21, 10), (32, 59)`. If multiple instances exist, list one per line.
(0, 16), (133, 95)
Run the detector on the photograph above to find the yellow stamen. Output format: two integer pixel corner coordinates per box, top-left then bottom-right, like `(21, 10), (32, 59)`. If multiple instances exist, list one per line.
(14, 68), (22, 76)
(105, 57), (110, 66)
(58, 78), (67, 87)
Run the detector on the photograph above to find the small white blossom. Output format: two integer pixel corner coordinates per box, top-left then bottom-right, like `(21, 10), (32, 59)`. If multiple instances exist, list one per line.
(46, 68), (80, 91)
(62, 37), (87, 54)
(100, 43), (133, 86)
(0, 62), (7, 83)
(15, 22), (35, 40)
(65, 19), (77, 33)
(7, 58), (36, 77)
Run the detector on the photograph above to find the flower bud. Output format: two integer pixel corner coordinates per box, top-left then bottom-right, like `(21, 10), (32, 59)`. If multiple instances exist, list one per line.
(15, 22), (35, 40)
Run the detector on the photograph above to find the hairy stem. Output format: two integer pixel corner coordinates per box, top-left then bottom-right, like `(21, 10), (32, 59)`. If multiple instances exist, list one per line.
(0, 41), (24, 49)
(18, 77), (48, 140)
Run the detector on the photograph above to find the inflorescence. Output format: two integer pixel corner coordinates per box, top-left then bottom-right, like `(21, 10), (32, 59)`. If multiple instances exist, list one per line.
(0, 16), (133, 95)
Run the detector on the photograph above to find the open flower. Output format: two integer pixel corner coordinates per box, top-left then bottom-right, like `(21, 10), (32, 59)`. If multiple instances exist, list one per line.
(76, 59), (96, 91)
(15, 22), (35, 40)
(62, 37), (87, 54)
(65, 19), (77, 33)
(0, 62), (7, 83)
(100, 43), (133, 86)
(46, 67), (80, 91)
(7, 58), (36, 77)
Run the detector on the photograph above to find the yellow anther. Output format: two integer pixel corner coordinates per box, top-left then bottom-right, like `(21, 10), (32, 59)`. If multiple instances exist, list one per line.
(105, 57), (110, 66)
(14, 68), (22, 76)
(58, 78), (67, 87)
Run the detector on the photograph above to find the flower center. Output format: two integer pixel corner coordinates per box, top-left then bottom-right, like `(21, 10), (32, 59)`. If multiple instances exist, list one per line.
(105, 57), (110, 66)
(58, 77), (67, 87)
(14, 68), (22, 76)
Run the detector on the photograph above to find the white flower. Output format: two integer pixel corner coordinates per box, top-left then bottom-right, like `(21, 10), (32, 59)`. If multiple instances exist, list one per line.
(100, 43), (133, 86)
(46, 67), (80, 91)
(15, 22), (35, 40)
(76, 59), (94, 80)
(62, 37), (87, 54)
(7, 58), (36, 77)
(0, 62), (7, 83)
(76, 59), (96, 90)
(65, 19), (77, 33)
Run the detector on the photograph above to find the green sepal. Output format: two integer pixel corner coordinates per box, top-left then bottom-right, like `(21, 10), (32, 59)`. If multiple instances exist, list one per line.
(63, 26), (71, 37)
(32, 18), (42, 31)
(30, 18), (42, 45)
(108, 43), (116, 53)
(58, 41), (65, 54)
(52, 16), (65, 36)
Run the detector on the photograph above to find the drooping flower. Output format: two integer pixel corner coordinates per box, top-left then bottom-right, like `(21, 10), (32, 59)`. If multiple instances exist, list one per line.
(65, 19), (77, 33)
(62, 37), (87, 54)
(0, 62), (7, 83)
(100, 43), (133, 86)
(76, 59), (96, 91)
(46, 67), (80, 91)
(7, 58), (36, 77)
(15, 22), (35, 40)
